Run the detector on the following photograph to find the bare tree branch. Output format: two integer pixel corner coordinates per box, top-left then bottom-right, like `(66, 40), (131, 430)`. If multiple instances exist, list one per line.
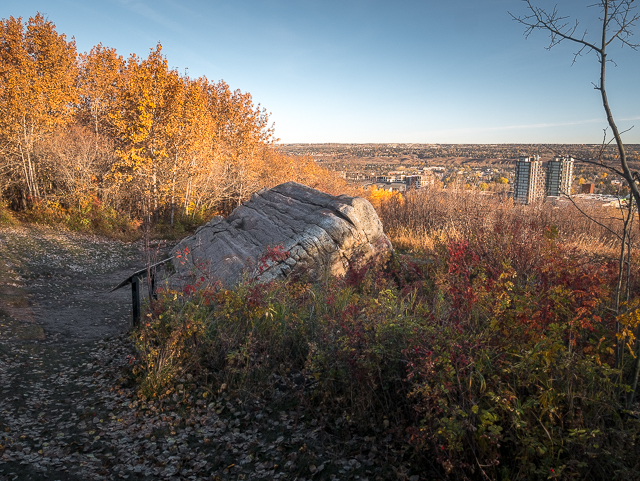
(509, 1), (601, 57)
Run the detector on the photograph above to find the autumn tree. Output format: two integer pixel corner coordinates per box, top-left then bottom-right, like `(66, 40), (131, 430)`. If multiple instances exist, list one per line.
(77, 43), (125, 138)
(208, 82), (275, 212)
(0, 12), (346, 227)
(0, 13), (77, 207)
(259, 149), (350, 195)
(165, 76), (213, 225)
(108, 44), (182, 221)
(36, 124), (113, 208)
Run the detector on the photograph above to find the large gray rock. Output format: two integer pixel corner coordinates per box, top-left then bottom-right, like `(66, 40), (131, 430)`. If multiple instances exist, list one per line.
(169, 182), (393, 288)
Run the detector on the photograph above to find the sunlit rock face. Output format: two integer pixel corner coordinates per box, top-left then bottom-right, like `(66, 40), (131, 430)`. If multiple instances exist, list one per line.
(169, 182), (393, 288)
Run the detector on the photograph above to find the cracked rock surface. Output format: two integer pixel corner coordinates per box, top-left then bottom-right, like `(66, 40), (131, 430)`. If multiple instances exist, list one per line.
(170, 182), (393, 288)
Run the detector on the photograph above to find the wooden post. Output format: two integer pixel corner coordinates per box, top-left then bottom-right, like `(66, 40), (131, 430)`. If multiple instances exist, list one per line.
(131, 275), (142, 327)
(150, 268), (157, 301)
(111, 257), (173, 328)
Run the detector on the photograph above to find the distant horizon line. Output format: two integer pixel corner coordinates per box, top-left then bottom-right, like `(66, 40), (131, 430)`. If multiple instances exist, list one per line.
(276, 142), (640, 146)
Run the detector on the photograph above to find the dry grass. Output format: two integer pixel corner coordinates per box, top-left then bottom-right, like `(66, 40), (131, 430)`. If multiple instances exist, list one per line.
(377, 187), (631, 258)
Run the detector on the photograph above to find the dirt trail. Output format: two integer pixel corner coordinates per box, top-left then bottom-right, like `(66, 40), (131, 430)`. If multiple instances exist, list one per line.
(0, 225), (148, 343)
(0, 226), (163, 480)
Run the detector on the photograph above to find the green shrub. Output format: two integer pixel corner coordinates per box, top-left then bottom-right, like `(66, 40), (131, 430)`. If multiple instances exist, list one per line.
(0, 201), (18, 226)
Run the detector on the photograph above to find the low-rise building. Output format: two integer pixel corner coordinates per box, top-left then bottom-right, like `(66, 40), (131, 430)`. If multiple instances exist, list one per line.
(581, 183), (595, 194)
(373, 182), (407, 192)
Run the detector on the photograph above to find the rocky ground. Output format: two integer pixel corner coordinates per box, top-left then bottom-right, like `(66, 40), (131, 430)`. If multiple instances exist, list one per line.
(0, 226), (417, 481)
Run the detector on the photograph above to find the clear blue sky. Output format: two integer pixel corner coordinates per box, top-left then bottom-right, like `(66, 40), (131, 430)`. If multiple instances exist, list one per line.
(3, 0), (639, 144)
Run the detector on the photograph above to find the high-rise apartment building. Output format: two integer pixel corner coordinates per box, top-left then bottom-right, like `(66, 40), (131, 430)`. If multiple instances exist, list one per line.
(514, 156), (545, 204)
(546, 156), (574, 197)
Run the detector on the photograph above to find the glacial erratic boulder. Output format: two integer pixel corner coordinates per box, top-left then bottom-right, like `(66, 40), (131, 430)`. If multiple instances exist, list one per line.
(170, 182), (393, 288)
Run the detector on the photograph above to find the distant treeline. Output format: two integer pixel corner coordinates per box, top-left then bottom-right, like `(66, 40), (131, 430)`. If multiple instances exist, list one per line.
(0, 14), (344, 225)
(280, 143), (640, 163)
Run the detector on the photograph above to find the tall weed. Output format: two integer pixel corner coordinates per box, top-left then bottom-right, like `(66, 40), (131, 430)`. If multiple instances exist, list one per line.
(378, 187), (627, 257)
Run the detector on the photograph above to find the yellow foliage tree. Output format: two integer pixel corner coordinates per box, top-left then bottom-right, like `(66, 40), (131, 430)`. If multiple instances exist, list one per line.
(108, 44), (182, 220)
(0, 13), (346, 225)
(0, 14), (77, 206)
(78, 43), (125, 138)
(166, 76), (213, 224)
(367, 185), (403, 209)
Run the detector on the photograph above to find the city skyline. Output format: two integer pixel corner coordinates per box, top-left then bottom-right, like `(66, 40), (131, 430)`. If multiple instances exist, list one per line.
(3, 0), (639, 144)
